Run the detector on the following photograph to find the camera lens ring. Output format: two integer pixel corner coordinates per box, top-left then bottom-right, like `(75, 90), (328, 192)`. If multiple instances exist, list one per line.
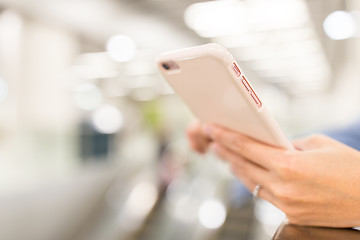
(162, 63), (170, 70)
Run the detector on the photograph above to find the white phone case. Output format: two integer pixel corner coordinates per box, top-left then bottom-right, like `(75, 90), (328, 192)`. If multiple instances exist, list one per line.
(157, 43), (293, 150)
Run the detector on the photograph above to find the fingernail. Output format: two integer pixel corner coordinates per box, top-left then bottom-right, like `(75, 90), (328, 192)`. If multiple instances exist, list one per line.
(203, 124), (213, 139)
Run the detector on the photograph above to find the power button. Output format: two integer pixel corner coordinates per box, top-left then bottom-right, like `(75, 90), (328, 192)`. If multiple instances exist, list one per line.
(241, 76), (262, 108)
(251, 92), (262, 108)
(232, 62), (241, 77)
(241, 76), (250, 91)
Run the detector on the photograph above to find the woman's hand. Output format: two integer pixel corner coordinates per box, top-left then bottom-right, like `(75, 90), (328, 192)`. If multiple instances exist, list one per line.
(200, 123), (360, 227)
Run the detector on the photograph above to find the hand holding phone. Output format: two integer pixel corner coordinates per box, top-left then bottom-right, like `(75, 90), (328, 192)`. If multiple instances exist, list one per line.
(157, 43), (293, 150)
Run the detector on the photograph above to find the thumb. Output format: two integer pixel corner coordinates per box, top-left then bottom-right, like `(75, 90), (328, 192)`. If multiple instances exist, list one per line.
(292, 134), (331, 151)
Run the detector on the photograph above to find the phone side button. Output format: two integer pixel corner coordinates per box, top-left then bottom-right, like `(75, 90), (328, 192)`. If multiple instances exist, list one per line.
(232, 62), (241, 77)
(241, 76), (250, 91)
(251, 92), (262, 108)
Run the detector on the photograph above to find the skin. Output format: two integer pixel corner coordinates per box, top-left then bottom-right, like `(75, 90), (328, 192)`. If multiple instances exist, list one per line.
(187, 120), (360, 227)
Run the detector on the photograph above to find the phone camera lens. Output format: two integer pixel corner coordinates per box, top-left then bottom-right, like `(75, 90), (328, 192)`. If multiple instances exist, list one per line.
(161, 61), (179, 70)
(162, 63), (170, 70)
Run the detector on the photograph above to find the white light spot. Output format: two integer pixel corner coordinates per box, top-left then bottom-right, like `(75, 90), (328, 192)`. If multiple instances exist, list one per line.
(119, 182), (158, 230)
(184, 0), (247, 38)
(73, 83), (102, 110)
(0, 78), (8, 102)
(125, 182), (158, 218)
(323, 11), (357, 40)
(106, 35), (137, 62)
(254, 199), (286, 236)
(92, 105), (123, 134)
(198, 200), (226, 229)
(184, 0), (308, 38)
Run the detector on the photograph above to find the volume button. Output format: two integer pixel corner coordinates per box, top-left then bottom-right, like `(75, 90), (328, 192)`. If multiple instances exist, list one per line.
(242, 76), (262, 108)
(232, 62), (241, 77)
(241, 76), (250, 91)
(251, 94), (260, 106)
(251, 92), (262, 108)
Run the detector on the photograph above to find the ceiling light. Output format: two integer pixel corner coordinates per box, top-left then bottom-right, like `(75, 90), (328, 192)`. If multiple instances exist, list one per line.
(323, 11), (357, 40)
(92, 105), (123, 134)
(184, 0), (309, 38)
(106, 35), (137, 62)
(249, 0), (308, 31)
(184, 0), (248, 38)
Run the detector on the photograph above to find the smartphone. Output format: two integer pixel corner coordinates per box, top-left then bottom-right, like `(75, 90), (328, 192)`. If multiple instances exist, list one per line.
(157, 43), (293, 150)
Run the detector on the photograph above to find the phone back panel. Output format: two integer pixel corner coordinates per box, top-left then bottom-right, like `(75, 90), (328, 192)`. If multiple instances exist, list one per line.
(157, 44), (292, 149)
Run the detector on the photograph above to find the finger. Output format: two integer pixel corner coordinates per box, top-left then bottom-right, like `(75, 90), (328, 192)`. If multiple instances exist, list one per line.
(292, 134), (332, 151)
(233, 172), (278, 203)
(193, 135), (212, 153)
(187, 121), (212, 153)
(207, 123), (284, 170)
(212, 142), (287, 211)
(211, 142), (273, 190)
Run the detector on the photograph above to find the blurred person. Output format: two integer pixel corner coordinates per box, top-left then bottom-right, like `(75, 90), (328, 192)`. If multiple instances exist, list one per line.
(186, 120), (360, 227)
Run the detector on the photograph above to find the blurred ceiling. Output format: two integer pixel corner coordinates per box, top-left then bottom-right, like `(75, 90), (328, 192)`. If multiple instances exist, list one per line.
(0, 0), (356, 96)
(0, 0), (205, 50)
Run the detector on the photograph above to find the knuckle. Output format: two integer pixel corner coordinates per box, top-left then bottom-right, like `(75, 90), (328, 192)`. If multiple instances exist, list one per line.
(307, 134), (327, 144)
(273, 187), (291, 203)
(231, 165), (244, 177)
(214, 144), (225, 157)
(212, 128), (222, 140)
(275, 152), (302, 180)
(269, 185), (309, 223)
(231, 161), (246, 175)
(271, 184), (298, 205)
(234, 139), (250, 154)
(232, 158), (246, 170)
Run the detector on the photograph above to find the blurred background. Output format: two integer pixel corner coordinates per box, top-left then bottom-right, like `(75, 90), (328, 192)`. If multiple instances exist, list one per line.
(0, 0), (359, 239)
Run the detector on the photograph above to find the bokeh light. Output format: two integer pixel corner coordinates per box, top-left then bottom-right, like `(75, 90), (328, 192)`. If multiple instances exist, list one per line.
(254, 200), (286, 236)
(184, 0), (247, 38)
(323, 11), (357, 40)
(106, 35), (137, 62)
(184, 0), (308, 38)
(122, 182), (158, 219)
(92, 104), (124, 134)
(198, 199), (226, 229)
